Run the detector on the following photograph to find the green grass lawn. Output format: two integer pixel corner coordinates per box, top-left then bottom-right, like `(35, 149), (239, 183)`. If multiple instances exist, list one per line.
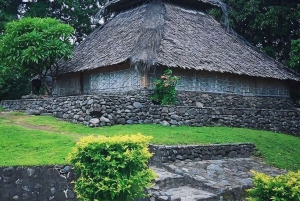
(0, 111), (300, 171)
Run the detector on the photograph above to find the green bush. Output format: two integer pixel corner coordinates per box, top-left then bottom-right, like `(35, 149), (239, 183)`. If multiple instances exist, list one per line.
(68, 134), (156, 201)
(151, 68), (179, 105)
(247, 170), (300, 201)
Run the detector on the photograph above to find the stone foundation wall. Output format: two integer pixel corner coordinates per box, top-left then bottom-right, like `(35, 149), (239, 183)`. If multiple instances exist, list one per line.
(177, 91), (296, 109)
(0, 144), (255, 201)
(1, 91), (299, 136)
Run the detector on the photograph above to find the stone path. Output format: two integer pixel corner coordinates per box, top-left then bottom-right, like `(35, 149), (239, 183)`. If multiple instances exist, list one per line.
(148, 158), (286, 201)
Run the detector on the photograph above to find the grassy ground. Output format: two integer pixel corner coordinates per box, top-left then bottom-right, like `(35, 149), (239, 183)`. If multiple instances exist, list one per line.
(0, 111), (300, 171)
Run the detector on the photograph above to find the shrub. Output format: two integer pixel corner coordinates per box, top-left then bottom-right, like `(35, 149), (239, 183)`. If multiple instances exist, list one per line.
(68, 134), (156, 201)
(151, 68), (179, 105)
(247, 170), (300, 201)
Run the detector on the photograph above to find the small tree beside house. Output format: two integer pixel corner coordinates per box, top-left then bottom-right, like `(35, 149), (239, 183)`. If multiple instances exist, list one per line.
(0, 17), (74, 96)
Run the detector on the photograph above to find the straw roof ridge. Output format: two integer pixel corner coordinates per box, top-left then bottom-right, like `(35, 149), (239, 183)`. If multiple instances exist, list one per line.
(58, 1), (300, 81)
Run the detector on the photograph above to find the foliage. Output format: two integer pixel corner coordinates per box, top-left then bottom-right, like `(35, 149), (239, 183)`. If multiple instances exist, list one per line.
(0, 64), (31, 100)
(247, 170), (300, 201)
(0, 0), (103, 98)
(0, 0), (103, 44)
(68, 134), (156, 201)
(151, 68), (179, 105)
(0, 17), (74, 95)
(290, 38), (300, 72)
(209, 0), (300, 72)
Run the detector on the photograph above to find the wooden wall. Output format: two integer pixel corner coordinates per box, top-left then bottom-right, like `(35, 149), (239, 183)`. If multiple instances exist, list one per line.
(149, 67), (290, 97)
(54, 65), (290, 97)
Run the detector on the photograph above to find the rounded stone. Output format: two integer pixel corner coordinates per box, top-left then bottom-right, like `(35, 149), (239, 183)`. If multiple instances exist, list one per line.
(117, 118), (126, 124)
(100, 116), (110, 123)
(89, 118), (100, 124)
(133, 102), (143, 108)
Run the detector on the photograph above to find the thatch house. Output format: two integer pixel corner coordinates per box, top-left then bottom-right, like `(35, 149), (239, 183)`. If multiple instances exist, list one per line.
(55, 0), (300, 98)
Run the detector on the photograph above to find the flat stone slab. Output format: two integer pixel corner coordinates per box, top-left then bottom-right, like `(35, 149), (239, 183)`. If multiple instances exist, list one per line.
(163, 158), (286, 191)
(164, 186), (217, 201)
(150, 158), (286, 201)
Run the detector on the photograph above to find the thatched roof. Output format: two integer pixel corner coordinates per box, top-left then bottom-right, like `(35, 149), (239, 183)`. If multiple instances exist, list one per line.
(58, 1), (300, 81)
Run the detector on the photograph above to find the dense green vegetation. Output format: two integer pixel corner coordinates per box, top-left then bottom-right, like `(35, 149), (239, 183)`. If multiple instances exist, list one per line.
(248, 171), (300, 200)
(0, 0), (102, 100)
(69, 134), (155, 200)
(0, 112), (299, 171)
(210, 0), (300, 72)
(151, 68), (179, 105)
(0, 17), (74, 95)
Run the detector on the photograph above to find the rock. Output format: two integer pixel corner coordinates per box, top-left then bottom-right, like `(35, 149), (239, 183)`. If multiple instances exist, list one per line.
(65, 189), (76, 199)
(25, 109), (41, 115)
(60, 166), (71, 174)
(53, 112), (63, 118)
(117, 118), (126, 124)
(126, 120), (133, 124)
(90, 118), (100, 124)
(196, 102), (204, 108)
(175, 169), (183, 175)
(228, 151), (238, 158)
(170, 120), (178, 125)
(100, 116), (110, 123)
(158, 196), (169, 201)
(133, 102), (143, 108)
(27, 168), (35, 176)
(34, 183), (43, 189)
(160, 120), (170, 126)
(176, 155), (184, 160)
(161, 107), (169, 113)
(242, 178), (253, 186)
(50, 187), (56, 195)
(73, 115), (80, 120)
(85, 115), (92, 121)
(171, 114), (181, 121)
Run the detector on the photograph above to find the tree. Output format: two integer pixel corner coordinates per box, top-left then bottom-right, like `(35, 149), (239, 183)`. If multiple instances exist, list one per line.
(209, 0), (300, 72)
(0, 17), (74, 95)
(0, 0), (103, 99)
(290, 38), (300, 72)
(0, 0), (103, 44)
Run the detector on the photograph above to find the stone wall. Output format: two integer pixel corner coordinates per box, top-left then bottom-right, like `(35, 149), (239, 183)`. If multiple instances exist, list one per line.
(177, 91), (296, 109)
(0, 165), (76, 201)
(0, 144), (255, 201)
(1, 90), (299, 136)
(149, 144), (256, 164)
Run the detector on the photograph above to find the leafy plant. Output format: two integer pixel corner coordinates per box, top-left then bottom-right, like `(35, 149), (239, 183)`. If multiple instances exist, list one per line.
(247, 170), (300, 201)
(0, 17), (74, 95)
(151, 68), (179, 105)
(68, 134), (156, 201)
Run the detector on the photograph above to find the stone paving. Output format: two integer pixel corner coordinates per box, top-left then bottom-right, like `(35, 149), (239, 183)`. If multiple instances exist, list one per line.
(148, 157), (286, 201)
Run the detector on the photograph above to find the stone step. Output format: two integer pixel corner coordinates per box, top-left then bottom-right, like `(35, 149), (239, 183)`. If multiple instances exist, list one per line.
(151, 166), (185, 189)
(149, 186), (218, 201)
